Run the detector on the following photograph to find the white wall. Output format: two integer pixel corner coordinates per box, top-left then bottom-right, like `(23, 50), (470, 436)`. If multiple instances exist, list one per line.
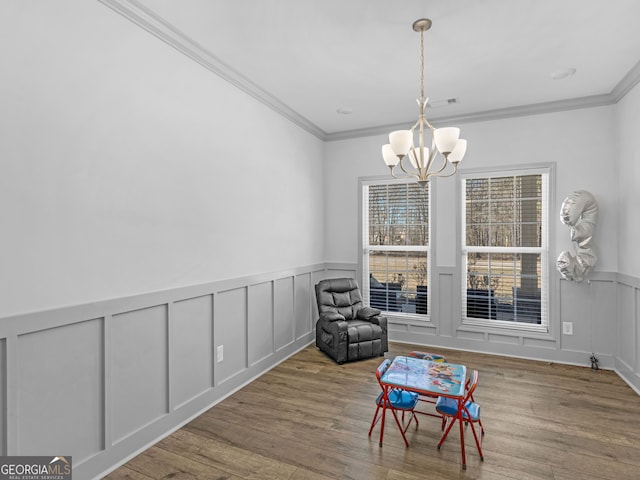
(0, 0), (325, 318)
(324, 106), (618, 271)
(0, 2), (327, 477)
(614, 82), (640, 391)
(323, 105), (621, 368)
(1, 2), (639, 477)
(616, 83), (640, 278)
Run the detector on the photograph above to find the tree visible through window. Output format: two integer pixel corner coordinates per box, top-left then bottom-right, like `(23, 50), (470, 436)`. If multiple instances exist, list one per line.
(463, 171), (548, 328)
(364, 182), (430, 316)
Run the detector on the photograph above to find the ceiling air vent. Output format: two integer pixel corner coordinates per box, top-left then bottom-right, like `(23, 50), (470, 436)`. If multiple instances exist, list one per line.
(427, 97), (459, 108)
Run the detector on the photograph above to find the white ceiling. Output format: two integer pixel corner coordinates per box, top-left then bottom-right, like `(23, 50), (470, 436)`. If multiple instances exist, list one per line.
(109, 0), (640, 140)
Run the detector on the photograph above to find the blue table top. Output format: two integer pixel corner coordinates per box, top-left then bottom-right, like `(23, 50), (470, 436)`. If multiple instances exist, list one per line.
(381, 355), (466, 398)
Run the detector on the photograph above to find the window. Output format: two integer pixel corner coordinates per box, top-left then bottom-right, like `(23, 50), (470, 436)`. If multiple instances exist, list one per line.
(363, 180), (430, 317)
(462, 168), (549, 330)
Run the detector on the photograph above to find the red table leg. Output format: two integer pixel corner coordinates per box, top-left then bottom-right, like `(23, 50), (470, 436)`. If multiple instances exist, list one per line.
(458, 399), (466, 469)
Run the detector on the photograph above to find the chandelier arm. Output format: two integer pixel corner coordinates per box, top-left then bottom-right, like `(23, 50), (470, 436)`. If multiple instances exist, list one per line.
(431, 155), (458, 178)
(390, 164), (419, 181)
(421, 130), (438, 173)
(435, 162), (459, 179)
(398, 156), (419, 177)
(432, 152), (453, 176)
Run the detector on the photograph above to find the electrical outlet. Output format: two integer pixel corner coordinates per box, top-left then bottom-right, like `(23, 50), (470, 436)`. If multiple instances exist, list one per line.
(217, 345), (224, 363)
(562, 322), (573, 335)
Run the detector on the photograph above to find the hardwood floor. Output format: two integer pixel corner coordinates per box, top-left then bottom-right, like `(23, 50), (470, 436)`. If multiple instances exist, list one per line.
(105, 342), (640, 480)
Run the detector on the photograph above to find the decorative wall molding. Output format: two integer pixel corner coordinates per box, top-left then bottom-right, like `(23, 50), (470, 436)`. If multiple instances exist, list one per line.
(97, 0), (326, 140)
(323, 262), (640, 391)
(325, 94), (616, 141)
(98, 1), (640, 143)
(0, 262), (638, 477)
(0, 263), (326, 479)
(611, 59), (640, 102)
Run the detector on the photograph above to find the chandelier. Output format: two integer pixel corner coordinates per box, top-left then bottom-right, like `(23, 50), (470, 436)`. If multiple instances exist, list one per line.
(382, 18), (467, 186)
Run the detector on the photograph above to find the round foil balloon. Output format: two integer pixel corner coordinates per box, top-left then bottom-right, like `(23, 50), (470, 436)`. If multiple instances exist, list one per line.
(556, 190), (598, 283)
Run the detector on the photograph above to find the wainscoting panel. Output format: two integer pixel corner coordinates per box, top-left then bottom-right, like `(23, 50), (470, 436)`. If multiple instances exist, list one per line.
(215, 287), (248, 385)
(486, 333), (521, 345)
(171, 295), (214, 409)
(558, 278), (616, 359)
(2, 263), (635, 479)
(274, 277), (295, 351)
(248, 282), (274, 367)
(590, 279), (617, 358)
(637, 287), (640, 375)
(437, 271), (455, 337)
(0, 338), (5, 456)
(17, 319), (104, 462)
(0, 264), (321, 479)
(330, 258), (632, 372)
(615, 275), (640, 392)
(324, 268), (357, 281)
(617, 283), (636, 371)
(111, 305), (169, 444)
(294, 273), (313, 340)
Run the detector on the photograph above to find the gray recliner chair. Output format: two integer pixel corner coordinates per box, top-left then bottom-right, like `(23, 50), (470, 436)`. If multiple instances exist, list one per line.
(315, 278), (388, 364)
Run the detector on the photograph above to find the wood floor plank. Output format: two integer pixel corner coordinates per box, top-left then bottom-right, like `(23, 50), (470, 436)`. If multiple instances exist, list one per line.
(157, 430), (297, 480)
(103, 466), (154, 480)
(123, 444), (243, 480)
(105, 342), (640, 480)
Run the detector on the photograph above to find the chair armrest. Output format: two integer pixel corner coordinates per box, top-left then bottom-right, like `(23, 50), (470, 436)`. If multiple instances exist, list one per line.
(319, 311), (346, 322)
(357, 306), (382, 320)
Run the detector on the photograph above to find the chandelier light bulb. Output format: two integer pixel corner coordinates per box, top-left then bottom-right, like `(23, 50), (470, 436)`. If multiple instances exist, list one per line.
(382, 144), (399, 166)
(448, 139), (467, 164)
(434, 127), (460, 155)
(409, 147), (429, 169)
(389, 130), (413, 156)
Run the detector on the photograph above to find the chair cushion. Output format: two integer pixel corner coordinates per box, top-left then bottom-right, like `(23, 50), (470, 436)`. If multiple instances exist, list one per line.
(436, 397), (481, 421)
(376, 389), (419, 410)
(347, 320), (382, 343)
(348, 339), (382, 360)
(357, 306), (382, 320)
(464, 401), (481, 421)
(316, 278), (364, 320)
(435, 396), (459, 416)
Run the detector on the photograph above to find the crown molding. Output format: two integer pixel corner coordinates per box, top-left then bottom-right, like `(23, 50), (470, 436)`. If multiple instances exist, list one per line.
(325, 94), (615, 142)
(98, 0), (328, 140)
(98, 0), (640, 144)
(611, 59), (640, 102)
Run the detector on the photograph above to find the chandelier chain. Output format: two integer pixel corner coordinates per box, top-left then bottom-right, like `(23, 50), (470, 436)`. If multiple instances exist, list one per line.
(381, 18), (466, 186)
(419, 28), (425, 100)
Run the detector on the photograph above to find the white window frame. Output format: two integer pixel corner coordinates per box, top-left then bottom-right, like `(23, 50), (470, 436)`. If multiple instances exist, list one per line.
(360, 177), (431, 321)
(461, 166), (550, 333)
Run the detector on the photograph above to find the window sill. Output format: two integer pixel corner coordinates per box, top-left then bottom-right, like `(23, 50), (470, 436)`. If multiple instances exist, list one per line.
(383, 312), (432, 324)
(459, 318), (553, 339)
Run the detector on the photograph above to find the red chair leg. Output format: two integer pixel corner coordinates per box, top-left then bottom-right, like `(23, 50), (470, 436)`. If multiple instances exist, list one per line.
(368, 404), (381, 437)
(388, 406), (411, 447)
(458, 411), (466, 469)
(437, 416), (457, 449)
(379, 404), (386, 447)
(468, 421), (484, 461)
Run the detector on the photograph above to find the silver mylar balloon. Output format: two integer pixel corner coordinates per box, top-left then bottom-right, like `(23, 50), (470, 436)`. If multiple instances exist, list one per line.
(556, 190), (598, 283)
